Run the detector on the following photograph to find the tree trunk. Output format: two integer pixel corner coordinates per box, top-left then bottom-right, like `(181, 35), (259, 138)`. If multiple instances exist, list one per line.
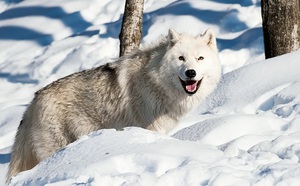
(119, 0), (144, 57)
(261, 0), (300, 58)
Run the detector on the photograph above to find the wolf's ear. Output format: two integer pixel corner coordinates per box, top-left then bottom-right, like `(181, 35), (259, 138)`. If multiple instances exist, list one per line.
(202, 28), (218, 51)
(168, 29), (180, 46)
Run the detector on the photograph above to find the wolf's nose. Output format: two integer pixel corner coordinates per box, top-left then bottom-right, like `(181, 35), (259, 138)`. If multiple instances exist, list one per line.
(185, 69), (196, 78)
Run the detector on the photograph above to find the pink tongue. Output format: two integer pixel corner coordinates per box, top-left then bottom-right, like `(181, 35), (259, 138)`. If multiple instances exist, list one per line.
(186, 80), (197, 92)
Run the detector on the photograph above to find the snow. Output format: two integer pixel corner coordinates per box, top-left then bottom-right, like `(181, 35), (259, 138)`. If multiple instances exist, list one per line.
(0, 0), (299, 185)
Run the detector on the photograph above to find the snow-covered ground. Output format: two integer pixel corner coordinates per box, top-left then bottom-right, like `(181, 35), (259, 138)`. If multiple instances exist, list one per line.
(1, 0), (300, 185)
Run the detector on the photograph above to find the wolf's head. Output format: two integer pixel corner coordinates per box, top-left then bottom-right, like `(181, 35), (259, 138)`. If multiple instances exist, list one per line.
(161, 28), (221, 97)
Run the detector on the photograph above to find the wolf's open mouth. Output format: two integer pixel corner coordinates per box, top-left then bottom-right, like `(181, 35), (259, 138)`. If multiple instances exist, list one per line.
(179, 78), (202, 95)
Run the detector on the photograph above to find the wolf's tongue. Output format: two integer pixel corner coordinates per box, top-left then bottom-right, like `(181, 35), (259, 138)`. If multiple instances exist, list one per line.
(186, 80), (197, 92)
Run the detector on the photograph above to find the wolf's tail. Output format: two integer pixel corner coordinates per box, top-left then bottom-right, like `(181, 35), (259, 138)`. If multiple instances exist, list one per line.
(6, 120), (38, 184)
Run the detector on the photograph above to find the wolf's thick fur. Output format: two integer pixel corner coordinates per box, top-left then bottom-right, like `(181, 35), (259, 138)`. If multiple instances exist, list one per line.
(7, 29), (221, 182)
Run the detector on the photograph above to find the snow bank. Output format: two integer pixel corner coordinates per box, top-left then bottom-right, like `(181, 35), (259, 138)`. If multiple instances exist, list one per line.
(9, 128), (223, 185)
(200, 51), (300, 114)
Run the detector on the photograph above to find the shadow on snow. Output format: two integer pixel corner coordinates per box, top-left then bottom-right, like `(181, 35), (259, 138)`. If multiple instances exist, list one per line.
(0, 153), (10, 164)
(0, 1), (262, 50)
(0, 6), (92, 46)
(212, 0), (260, 7)
(100, 1), (262, 52)
(0, 72), (39, 84)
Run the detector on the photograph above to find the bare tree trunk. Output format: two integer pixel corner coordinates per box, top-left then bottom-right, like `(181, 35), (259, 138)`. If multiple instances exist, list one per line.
(261, 0), (300, 58)
(119, 0), (144, 57)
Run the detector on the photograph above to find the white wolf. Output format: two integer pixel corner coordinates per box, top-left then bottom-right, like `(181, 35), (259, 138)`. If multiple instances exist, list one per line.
(7, 28), (221, 182)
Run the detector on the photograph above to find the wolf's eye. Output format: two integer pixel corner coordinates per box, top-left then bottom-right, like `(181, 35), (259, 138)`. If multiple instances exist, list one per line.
(198, 56), (204, 61)
(178, 56), (185, 61)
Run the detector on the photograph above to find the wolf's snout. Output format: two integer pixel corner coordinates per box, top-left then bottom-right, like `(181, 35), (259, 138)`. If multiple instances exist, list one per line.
(185, 69), (196, 78)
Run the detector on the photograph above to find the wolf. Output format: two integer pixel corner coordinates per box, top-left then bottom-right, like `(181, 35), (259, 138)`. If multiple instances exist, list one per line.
(7, 28), (221, 182)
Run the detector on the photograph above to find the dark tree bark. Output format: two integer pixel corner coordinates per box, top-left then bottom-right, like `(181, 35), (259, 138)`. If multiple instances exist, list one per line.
(261, 0), (300, 58)
(119, 0), (144, 57)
